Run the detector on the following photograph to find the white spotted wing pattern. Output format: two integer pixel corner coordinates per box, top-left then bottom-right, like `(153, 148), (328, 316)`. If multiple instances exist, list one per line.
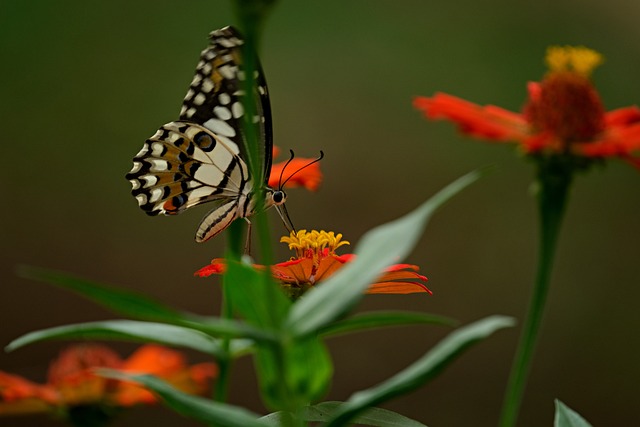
(126, 26), (286, 243)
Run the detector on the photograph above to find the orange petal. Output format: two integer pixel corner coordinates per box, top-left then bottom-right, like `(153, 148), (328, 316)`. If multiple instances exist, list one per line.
(188, 363), (218, 388)
(194, 259), (227, 277)
(272, 258), (315, 284)
(268, 158), (322, 191)
(121, 345), (186, 375)
(314, 255), (348, 282)
(414, 93), (529, 142)
(367, 265), (431, 295)
(47, 344), (122, 385)
(0, 371), (58, 404)
(175, 363), (217, 396)
(577, 117), (640, 160)
(44, 344), (123, 406)
(115, 347), (217, 406)
(0, 370), (57, 415)
(605, 106), (640, 127)
(114, 345), (187, 406)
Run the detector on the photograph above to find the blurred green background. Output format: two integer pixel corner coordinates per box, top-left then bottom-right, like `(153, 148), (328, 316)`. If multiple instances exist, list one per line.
(2, 1), (639, 426)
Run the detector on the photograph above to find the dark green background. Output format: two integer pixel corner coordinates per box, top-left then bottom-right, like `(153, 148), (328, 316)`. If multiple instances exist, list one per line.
(2, 1), (639, 426)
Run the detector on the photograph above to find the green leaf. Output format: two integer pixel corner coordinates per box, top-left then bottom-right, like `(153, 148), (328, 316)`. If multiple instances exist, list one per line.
(100, 370), (269, 427)
(254, 335), (333, 411)
(554, 400), (593, 427)
(224, 259), (290, 330)
(177, 316), (278, 344)
(286, 336), (333, 403)
(5, 320), (224, 357)
(15, 265), (272, 351)
(261, 401), (427, 427)
(16, 265), (193, 324)
(320, 311), (456, 338)
(324, 315), (515, 427)
(263, 402), (428, 427)
(285, 170), (484, 338)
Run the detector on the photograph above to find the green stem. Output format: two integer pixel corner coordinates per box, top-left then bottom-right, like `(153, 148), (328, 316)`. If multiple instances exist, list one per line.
(498, 157), (573, 427)
(215, 0), (275, 404)
(231, 5), (304, 425)
(215, 221), (244, 404)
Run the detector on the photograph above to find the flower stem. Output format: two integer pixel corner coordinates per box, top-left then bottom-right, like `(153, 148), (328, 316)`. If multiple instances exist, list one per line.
(498, 157), (573, 427)
(215, 221), (244, 404)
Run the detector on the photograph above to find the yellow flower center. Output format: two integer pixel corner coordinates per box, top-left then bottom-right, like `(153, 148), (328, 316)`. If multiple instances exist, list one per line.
(524, 45), (606, 144)
(545, 46), (603, 77)
(280, 229), (350, 258)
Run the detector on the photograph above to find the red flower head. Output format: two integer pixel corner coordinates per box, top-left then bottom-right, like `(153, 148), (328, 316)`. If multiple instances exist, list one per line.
(414, 46), (640, 169)
(0, 344), (217, 419)
(196, 230), (431, 299)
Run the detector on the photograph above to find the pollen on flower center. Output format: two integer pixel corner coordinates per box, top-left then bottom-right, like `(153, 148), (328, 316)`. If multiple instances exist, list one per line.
(545, 46), (603, 77)
(280, 229), (350, 258)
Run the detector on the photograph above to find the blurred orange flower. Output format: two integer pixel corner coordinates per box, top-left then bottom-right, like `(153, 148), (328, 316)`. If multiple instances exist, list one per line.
(195, 230), (431, 298)
(0, 344), (216, 419)
(268, 147), (323, 191)
(414, 46), (640, 169)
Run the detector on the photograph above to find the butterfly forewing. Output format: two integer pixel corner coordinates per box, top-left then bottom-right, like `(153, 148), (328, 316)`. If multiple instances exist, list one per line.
(180, 26), (273, 183)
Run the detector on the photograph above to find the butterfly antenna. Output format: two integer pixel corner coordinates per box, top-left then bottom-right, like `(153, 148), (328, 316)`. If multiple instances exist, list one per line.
(278, 150), (296, 191)
(279, 150), (324, 189)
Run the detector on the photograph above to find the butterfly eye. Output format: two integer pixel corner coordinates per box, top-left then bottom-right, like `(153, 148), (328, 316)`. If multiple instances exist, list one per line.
(272, 190), (286, 205)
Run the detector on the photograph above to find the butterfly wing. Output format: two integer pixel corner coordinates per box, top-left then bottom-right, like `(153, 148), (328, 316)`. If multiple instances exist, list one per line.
(126, 121), (249, 216)
(126, 26), (273, 242)
(195, 200), (241, 243)
(179, 26), (273, 185)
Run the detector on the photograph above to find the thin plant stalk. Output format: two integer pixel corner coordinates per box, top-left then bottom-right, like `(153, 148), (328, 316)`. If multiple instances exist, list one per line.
(499, 157), (573, 427)
(213, 222), (245, 404)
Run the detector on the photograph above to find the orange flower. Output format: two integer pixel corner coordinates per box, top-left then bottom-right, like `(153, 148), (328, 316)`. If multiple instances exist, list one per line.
(414, 46), (640, 169)
(0, 344), (216, 419)
(195, 230), (431, 298)
(268, 147), (323, 191)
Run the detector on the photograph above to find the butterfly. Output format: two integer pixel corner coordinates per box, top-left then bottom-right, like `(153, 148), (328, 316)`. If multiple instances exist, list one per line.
(126, 26), (294, 243)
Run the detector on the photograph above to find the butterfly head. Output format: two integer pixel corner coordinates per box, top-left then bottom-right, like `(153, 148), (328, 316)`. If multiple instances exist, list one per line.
(263, 188), (294, 233)
(266, 188), (287, 207)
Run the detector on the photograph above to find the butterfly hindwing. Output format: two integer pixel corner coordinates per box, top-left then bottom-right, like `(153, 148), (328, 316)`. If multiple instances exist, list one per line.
(195, 200), (241, 243)
(126, 121), (249, 216)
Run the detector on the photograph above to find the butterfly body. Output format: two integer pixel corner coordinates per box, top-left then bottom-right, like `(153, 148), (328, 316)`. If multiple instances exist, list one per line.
(126, 26), (287, 242)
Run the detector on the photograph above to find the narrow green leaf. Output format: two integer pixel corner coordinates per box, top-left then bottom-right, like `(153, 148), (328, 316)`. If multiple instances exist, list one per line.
(286, 170), (484, 338)
(15, 265), (273, 351)
(320, 311), (456, 338)
(324, 316), (515, 427)
(16, 265), (193, 324)
(177, 317), (278, 344)
(5, 320), (223, 357)
(100, 370), (269, 427)
(261, 401), (427, 427)
(554, 400), (593, 427)
(225, 260), (290, 330)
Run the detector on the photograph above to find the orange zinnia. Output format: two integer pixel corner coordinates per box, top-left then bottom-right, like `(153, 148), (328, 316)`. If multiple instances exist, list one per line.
(0, 344), (216, 420)
(196, 230), (431, 298)
(414, 46), (640, 169)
